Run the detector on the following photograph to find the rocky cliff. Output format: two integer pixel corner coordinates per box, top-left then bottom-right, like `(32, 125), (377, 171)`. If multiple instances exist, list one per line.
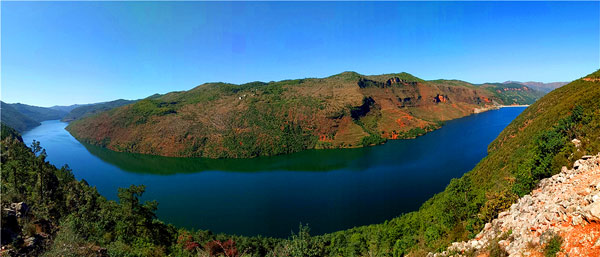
(431, 153), (600, 257)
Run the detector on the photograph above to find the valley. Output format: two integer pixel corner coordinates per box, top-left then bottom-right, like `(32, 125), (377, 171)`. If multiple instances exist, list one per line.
(2, 2), (598, 256)
(2, 70), (598, 256)
(22, 107), (524, 237)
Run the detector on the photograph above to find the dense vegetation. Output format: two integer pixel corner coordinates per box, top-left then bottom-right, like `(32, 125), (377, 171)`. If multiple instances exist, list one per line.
(67, 72), (545, 159)
(48, 104), (86, 113)
(1, 124), (286, 256)
(0, 99), (138, 134)
(61, 99), (137, 122)
(0, 101), (74, 132)
(0, 102), (40, 132)
(7, 103), (68, 122)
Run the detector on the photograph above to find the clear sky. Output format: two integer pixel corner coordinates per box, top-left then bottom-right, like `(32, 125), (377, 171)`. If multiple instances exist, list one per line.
(2, 1), (599, 107)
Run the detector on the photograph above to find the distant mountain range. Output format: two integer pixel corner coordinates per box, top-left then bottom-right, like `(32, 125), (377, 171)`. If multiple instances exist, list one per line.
(0, 76), (568, 138)
(61, 99), (138, 122)
(49, 104), (88, 113)
(66, 72), (556, 159)
(0, 102), (41, 132)
(8, 103), (68, 122)
(0, 100), (136, 132)
(503, 81), (569, 93)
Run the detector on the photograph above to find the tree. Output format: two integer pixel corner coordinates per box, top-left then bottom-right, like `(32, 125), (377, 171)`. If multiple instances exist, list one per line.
(116, 185), (158, 243)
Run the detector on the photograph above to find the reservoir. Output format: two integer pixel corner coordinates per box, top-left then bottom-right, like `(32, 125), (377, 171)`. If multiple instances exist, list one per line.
(22, 107), (525, 237)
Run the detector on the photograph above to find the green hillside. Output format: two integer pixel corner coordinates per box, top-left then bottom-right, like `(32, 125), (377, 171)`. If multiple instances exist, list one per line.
(0, 102), (69, 132)
(49, 104), (87, 113)
(0, 102), (40, 132)
(67, 72), (546, 159)
(8, 103), (68, 122)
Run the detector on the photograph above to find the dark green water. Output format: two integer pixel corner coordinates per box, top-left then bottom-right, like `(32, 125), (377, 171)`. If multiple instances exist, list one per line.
(22, 107), (525, 237)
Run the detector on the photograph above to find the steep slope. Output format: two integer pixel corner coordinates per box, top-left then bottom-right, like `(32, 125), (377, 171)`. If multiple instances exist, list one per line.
(434, 154), (600, 256)
(0, 102), (40, 132)
(8, 103), (68, 122)
(61, 99), (137, 122)
(67, 72), (541, 158)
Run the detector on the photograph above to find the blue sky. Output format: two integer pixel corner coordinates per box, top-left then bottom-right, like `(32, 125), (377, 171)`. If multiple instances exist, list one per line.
(2, 1), (599, 107)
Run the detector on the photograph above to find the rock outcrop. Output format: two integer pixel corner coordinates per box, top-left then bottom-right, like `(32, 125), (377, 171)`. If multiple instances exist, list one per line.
(431, 153), (600, 257)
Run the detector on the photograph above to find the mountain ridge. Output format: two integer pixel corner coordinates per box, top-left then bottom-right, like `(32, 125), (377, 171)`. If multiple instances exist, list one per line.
(503, 80), (569, 93)
(61, 99), (138, 122)
(0, 102), (41, 132)
(66, 71), (547, 159)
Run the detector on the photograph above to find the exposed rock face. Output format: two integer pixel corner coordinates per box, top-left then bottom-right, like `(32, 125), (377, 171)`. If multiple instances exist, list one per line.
(583, 78), (600, 82)
(430, 153), (600, 257)
(3, 202), (29, 218)
(433, 94), (448, 103)
(385, 77), (418, 86)
(350, 97), (375, 119)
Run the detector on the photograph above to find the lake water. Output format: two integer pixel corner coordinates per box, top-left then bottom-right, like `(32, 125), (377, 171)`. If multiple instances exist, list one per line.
(22, 107), (525, 238)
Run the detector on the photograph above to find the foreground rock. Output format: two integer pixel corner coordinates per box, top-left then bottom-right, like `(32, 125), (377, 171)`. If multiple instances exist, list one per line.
(430, 153), (600, 257)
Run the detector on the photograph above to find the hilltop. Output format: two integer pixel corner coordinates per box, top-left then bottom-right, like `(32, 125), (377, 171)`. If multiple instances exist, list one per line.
(66, 72), (545, 158)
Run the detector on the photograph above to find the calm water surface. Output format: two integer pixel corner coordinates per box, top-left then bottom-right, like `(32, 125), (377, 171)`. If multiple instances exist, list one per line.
(22, 107), (525, 237)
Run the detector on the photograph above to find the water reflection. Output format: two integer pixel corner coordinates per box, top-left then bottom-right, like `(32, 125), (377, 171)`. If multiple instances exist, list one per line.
(81, 141), (370, 174)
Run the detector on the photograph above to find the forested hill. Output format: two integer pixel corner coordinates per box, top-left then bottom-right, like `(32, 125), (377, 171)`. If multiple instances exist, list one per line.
(0, 102), (40, 132)
(7, 103), (68, 122)
(0, 102), (67, 132)
(61, 99), (137, 122)
(0, 100), (137, 132)
(66, 71), (547, 159)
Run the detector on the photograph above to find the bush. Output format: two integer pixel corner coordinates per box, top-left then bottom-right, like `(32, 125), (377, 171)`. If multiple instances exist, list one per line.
(543, 233), (563, 257)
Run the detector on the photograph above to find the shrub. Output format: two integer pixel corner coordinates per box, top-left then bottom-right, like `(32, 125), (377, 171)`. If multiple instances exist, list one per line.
(543, 233), (563, 257)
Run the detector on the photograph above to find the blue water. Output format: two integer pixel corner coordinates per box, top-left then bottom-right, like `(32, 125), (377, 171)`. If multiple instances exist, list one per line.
(22, 107), (525, 237)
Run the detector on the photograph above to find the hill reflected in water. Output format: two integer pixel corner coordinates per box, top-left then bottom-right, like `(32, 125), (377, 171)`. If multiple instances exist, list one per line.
(81, 142), (370, 174)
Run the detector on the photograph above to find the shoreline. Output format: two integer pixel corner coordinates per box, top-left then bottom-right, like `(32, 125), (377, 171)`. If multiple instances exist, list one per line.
(474, 104), (528, 114)
(499, 104), (530, 108)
